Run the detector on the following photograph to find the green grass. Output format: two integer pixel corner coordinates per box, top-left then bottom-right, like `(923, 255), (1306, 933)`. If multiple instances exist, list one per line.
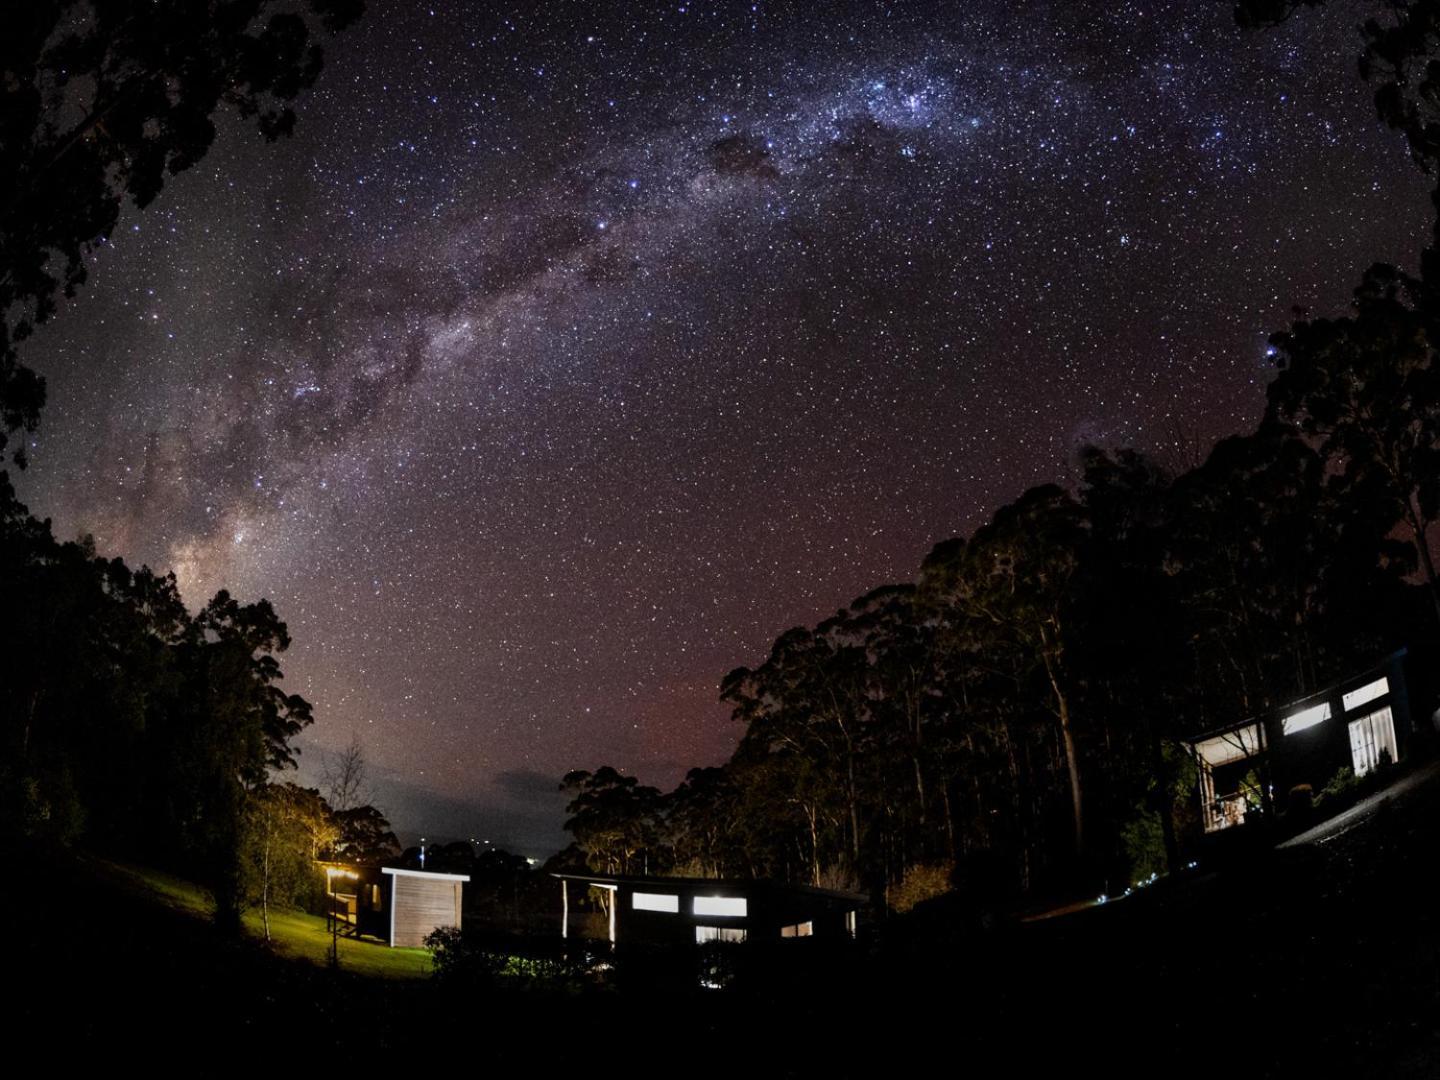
(96, 859), (432, 979)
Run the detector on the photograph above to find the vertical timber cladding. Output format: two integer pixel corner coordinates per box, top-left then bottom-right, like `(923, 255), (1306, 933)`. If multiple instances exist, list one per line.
(384, 869), (468, 947)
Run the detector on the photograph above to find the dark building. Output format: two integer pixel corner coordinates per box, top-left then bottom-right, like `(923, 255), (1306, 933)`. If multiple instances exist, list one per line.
(325, 864), (469, 947)
(552, 871), (863, 948)
(1184, 650), (1419, 835)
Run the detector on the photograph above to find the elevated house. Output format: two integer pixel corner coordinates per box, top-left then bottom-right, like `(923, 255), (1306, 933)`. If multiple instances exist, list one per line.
(1183, 650), (1419, 835)
(552, 871), (863, 948)
(324, 864), (470, 947)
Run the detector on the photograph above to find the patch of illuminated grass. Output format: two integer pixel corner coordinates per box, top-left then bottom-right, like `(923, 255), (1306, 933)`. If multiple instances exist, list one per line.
(95, 858), (431, 979)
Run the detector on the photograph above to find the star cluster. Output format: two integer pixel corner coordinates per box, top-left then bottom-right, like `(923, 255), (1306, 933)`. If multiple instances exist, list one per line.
(15, 0), (1433, 848)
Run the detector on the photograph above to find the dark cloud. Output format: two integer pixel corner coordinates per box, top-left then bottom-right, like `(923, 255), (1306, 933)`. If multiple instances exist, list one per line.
(707, 133), (780, 180)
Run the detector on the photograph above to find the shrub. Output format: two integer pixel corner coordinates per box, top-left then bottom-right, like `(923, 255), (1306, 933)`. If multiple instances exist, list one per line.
(890, 861), (953, 913)
(1120, 807), (1167, 885)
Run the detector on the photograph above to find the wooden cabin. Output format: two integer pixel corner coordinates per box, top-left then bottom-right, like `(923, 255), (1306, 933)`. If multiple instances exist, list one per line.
(325, 864), (470, 947)
(1184, 650), (1420, 835)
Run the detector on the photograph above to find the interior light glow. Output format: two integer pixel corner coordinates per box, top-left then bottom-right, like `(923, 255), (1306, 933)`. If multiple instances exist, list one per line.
(1342, 677), (1388, 713)
(694, 895), (747, 917)
(1281, 701), (1330, 735)
(632, 892), (680, 913)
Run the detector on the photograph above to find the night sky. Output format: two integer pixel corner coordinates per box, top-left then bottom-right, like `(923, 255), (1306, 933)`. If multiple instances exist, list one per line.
(13, 0), (1435, 850)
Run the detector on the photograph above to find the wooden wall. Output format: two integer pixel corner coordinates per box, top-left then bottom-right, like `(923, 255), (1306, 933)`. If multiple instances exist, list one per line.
(391, 875), (462, 948)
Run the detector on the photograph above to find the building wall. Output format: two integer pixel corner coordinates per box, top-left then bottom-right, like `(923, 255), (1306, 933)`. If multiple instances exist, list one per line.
(390, 875), (463, 948)
(609, 882), (854, 946)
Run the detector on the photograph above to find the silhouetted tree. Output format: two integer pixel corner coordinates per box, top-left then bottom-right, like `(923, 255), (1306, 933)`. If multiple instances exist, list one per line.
(560, 766), (664, 876)
(0, 0), (362, 463)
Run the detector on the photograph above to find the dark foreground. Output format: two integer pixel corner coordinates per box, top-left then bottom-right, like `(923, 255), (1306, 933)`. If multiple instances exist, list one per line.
(9, 774), (1439, 1074)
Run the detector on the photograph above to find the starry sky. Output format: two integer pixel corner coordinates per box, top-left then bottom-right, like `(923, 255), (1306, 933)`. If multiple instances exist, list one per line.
(13, 0), (1436, 851)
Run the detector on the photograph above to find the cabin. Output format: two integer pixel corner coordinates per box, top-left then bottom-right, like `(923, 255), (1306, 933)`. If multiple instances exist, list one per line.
(1184, 651), (1419, 835)
(324, 864), (470, 947)
(551, 871), (863, 947)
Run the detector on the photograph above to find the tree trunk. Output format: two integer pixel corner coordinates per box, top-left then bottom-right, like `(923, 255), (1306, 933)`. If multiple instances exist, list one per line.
(1406, 492), (1440, 630)
(261, 825), (272, 943)
(1041, 648), (1084, 859)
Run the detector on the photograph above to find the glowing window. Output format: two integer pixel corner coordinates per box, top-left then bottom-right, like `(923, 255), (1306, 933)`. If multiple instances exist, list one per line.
(695, 926), (747, 943)
(1348, 707), (1398, 777)
(1342, 677), (1389, 713)
(1282, 701), (1330, 735)
(781, 921), (813, 938)
(632, 892), (679, 913)
(694, 895), (747, 917)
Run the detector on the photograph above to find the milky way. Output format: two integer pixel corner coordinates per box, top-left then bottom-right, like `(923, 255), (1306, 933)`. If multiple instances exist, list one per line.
(14, 0), (1434, 849)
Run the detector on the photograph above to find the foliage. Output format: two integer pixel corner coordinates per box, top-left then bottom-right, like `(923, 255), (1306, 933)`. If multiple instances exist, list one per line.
(1119, 808), (1167, 887)
(240, 782), (328, 940)
(1320, 766), (1362, 804)
(0, 478), (315, 929)
(332, 804), (400, 865)
(0, 0), (362, 463)
(560, 766), (664, 876)
(889, 862), (954, 914)
(425, 926), (594, 992)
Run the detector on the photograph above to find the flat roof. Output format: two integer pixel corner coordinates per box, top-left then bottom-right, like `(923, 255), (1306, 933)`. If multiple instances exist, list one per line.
(551, 871), (864, 905)
(1184, 648), (1406, 745)
(381, 867), (471, 882)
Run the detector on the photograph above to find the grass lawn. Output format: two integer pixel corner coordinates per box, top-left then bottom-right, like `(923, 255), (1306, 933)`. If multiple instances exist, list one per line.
(96, 859), (432, 979)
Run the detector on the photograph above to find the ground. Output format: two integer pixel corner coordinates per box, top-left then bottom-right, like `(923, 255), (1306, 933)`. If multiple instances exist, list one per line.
(7, 763), (1438, 1071)
(96, 860), (432, 979)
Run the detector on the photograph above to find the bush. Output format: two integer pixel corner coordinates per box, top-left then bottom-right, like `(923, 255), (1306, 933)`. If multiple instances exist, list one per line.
(426, 926), (596, 991)
(1120, 807), (1167, 886)
(1319, 767), (1359, 805)
(890, 861), (953, 913)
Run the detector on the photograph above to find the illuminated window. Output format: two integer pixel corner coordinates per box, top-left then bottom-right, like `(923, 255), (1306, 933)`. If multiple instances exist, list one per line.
(632, 892), (679, 913)
(371, 884), (382, 909)
(695, 926), (747, 943)
(1342, 677), (1389, 713)
(1282, 701), (1330, 735)
(694, 895), (747, 917)
(1348, 707), (1398, 777)
(780, 921), (813, 938)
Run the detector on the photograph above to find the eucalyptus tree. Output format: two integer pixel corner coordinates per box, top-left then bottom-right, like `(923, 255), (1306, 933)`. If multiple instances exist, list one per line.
(1266, 267), (1440, 628)
(560, 766), (665, 877)
(921, 485), (1091, 861)
(1, 0), (363, 463)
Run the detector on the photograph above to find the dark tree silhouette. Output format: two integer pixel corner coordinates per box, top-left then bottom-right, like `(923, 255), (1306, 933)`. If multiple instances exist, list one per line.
(0, 0), (362, 463)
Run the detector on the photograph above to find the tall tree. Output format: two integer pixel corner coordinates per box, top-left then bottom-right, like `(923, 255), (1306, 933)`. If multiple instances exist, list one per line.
(559, 766), (664, 877)
(0, 0), (363, 463)
(322, 733), (371, 814)
(923, 486), (1091, 861)
(1266, 266), (1440, 627)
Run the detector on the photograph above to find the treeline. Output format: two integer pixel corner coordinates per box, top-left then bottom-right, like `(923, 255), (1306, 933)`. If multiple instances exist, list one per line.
(561, 261), (1440, 906)
(0, 477), (398, 926)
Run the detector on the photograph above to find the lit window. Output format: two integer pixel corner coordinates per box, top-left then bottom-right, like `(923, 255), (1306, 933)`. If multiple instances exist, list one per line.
(694, 895), (747, 917)
(1348, 707), (1398, 777)
(695, 926), (747, 943)
(632, 892), (679, 913)
(1282, 701), (1330, 735)
(1342, 677), (1389, 713)
(781, 921), (813, 938)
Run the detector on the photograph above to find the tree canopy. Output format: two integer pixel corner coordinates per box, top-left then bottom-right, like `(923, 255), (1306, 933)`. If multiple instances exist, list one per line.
(1, 0), (362, 464)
